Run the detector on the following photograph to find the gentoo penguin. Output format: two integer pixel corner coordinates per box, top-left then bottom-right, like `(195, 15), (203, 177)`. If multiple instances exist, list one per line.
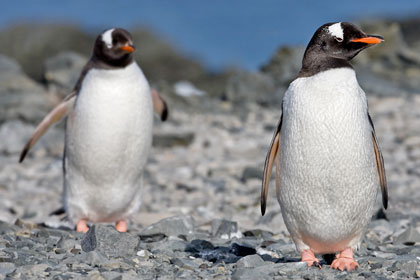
(261, 22), (388, 271)
(19, 28), (168, 233)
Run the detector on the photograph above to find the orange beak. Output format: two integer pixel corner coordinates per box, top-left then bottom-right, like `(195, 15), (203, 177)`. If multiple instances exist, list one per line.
(120, 45), (135, 53)
(351, 36), (384, 44)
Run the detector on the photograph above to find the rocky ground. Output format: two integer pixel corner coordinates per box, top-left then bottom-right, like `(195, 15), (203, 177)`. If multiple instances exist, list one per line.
(1, 19), (420, 279)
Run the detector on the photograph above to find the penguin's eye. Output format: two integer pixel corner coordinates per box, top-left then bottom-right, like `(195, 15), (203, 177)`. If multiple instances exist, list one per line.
(335, 37), (343, 43)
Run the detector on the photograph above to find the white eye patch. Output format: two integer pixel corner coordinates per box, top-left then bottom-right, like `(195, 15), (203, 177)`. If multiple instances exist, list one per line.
(328, 22), (343, 40)
(101, 28), (115, 48)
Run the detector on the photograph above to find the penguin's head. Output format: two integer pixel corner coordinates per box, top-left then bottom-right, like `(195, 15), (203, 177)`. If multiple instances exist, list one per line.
(306, 22), (383, 61)
(299, 22), (383, 77)
(93, 28), (135, 67)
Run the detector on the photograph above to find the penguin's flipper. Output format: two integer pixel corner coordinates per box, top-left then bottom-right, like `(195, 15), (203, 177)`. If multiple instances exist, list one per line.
(368, 113), (388, 209)
(19, 92), (77, 163)
(151, 89), (168, 121)
(261, 112), (283, 216)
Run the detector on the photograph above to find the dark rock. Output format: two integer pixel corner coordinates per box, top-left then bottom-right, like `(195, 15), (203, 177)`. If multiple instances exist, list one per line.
(81, 225), (139, 258)
(211, 219), (239, 239)
(185, 239), (215, 254)
(140, 215), (195, 238)
(153, 131), (195, 148)
(229, 243), (256, 257)
(186, 240), (256, 264)
(81, 226), (96, 252)
(192, 247), (240, 264)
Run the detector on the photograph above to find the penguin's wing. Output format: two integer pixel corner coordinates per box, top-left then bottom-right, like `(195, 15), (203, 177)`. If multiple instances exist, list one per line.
(151, 89), (168, 121)
(368, 113), (388, 209)
(261, 111), (283, 215)
(19, 92), (77, 163)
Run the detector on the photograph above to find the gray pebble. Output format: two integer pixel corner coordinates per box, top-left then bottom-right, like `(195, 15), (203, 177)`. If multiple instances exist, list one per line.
(140, 215), (195, 238)
(235, 254), (265, 269)
(81, 225), (139, 258)
(0, 263), (15, 275)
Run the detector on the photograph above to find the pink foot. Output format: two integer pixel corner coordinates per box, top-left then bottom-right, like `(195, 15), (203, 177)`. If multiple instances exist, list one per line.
(76, 219), (89, 233)
(331, 248), (359, 271)
(115, 220), (127, 232)
(301, 249), (321, 268)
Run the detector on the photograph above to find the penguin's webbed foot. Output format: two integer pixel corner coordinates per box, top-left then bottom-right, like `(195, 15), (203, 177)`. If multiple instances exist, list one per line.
(115, 220), (127, 232)
(331, 248), (359, 271)
(76, 219), (89, 233)
(301, 249), (321, 268)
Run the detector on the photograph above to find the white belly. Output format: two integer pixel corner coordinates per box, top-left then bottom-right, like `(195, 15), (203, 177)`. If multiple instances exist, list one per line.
(278, 68), (379, 253)
(64, 62), (153, 223)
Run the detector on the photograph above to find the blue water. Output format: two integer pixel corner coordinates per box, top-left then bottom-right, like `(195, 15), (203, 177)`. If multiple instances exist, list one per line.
(1, 1), (419, 70)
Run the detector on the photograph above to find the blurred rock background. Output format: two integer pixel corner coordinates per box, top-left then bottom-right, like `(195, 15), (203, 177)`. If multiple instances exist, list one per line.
(0, 1), (420, 278)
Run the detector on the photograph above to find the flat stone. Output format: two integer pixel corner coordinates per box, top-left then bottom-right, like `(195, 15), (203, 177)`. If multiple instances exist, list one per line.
(148, 239), (187, 255)
(394, 226), (420, 245)
(84, 251), (110, 267)
(0, 263), (15, 275)
(140, 215), (195, 238)
(81, 225), (139, 258)
(236, 254), (265, 269)
(232, 262), (307, 280)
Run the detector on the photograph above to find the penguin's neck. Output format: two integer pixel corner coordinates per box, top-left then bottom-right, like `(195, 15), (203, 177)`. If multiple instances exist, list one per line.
(298, 54), (352, 78)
